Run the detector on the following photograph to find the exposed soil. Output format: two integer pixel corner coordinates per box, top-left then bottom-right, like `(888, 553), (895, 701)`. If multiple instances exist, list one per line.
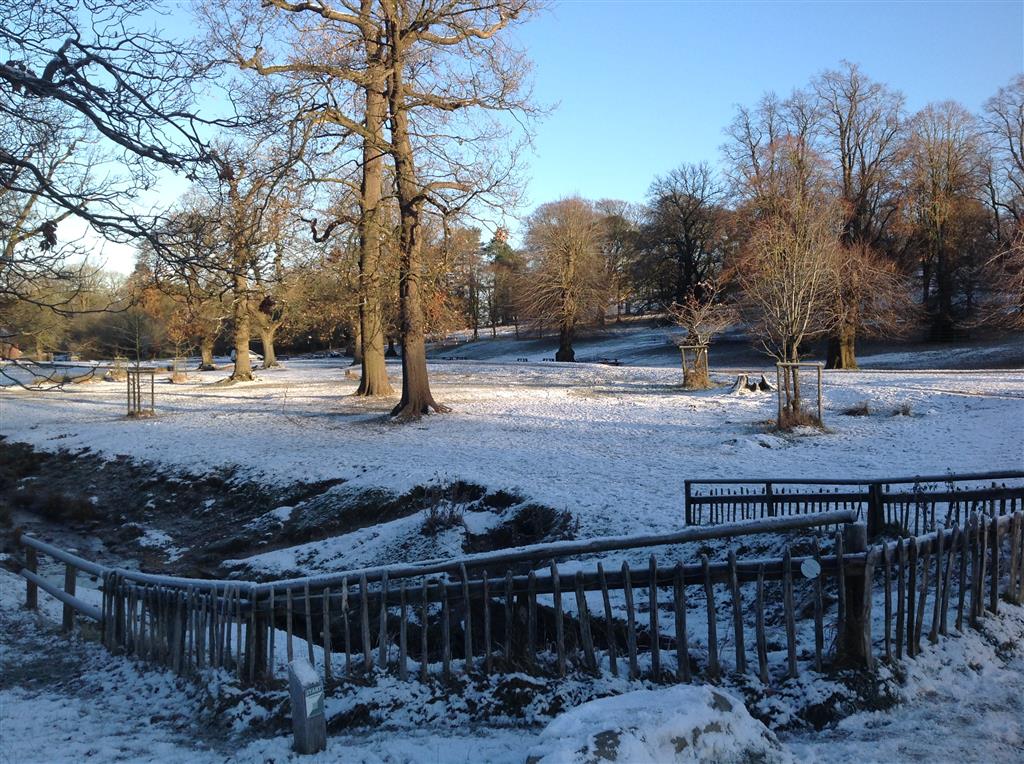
(0, 437), (575, 583)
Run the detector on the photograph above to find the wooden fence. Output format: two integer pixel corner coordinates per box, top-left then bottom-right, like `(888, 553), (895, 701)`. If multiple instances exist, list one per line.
(16, 499), (1024, 695)
(684, 470), (1024, 537)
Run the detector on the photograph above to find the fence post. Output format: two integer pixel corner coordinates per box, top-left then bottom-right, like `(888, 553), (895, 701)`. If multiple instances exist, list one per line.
(63, 563), (77, 632)
(766, 482), (775, 518)
(867, 483), (885, 539)
(25, 545), (38, 610)
(684, 481), (693, 525)
(839, 522), (869, 665)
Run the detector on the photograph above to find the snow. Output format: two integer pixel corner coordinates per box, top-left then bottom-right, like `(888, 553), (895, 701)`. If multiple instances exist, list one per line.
(4, 563), (1024, 763)
(528, 685), (790, 763)
(3, 340), (1023, 762)
(2, 360), (1022, 547)
(137, 528), (187, 562)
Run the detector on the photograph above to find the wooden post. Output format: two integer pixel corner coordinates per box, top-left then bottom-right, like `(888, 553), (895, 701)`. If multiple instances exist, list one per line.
(867, 483), (885, 539)
(816, 364), (823, 424)
(649, 555), (660, 678)
(25, 546), (38, 610)
(702, 554), (720, 680)
(727, 550), (745, 675)
(684, 481), (693, 525)
(839, 522), (868, 665)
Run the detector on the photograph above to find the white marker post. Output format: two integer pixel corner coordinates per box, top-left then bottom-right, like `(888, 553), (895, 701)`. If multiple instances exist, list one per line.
(288, 657), (327, 755)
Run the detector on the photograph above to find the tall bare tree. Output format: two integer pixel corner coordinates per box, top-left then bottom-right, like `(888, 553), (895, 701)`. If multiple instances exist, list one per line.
(521, 197), (608, 361)
(813, 62), (907, 367)
(902, 101), (985, 339)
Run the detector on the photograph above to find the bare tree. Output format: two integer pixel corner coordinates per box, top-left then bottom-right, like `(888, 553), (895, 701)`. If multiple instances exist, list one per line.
(636, 163), (728, 309)
(812, 62), (907, 367)
(668, 278), (734, 389)
(0, 0), (225, 277)
(902, 102), (985, 340)
(520, 197), (608, 361)
(736, 141), (842, 423)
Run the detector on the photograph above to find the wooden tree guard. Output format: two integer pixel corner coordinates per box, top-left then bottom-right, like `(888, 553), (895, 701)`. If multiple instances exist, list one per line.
(775, 362), (824, 428)
(678, 343), (710, 389)
(126, 366), (156, 418)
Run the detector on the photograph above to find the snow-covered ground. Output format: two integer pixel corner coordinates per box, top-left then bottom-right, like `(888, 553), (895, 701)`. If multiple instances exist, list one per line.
(2, 351), (1023, 762)
(3, 564), (1023, 763)
(2, 359), (1021, 540)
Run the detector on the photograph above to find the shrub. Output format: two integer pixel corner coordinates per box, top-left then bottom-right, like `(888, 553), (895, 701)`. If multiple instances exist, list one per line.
(841, 401), (871, 416)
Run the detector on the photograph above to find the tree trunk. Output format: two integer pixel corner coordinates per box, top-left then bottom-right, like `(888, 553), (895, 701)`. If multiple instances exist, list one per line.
(825, 322), (858, 369)
(230, 271), (253, 381)
(350, 321), (363, 366)
(555, 322), (575, 362)
(386, 32), (446, 418)
(354, 13), (393, 398)
(198, 335), (216, 371)
(260, 326), (278, 368)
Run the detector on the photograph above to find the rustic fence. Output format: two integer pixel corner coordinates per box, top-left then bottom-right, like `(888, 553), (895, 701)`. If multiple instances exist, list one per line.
(684, 470), (1024, 537)
(16, 495), (1024, 696)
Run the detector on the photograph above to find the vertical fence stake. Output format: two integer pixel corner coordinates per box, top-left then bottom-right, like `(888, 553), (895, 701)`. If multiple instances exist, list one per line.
(62, 563), (77, 632)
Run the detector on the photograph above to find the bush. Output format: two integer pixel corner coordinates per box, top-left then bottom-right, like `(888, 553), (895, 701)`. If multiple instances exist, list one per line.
(421, 500), (464, 536)
(841, 401), (871, 416)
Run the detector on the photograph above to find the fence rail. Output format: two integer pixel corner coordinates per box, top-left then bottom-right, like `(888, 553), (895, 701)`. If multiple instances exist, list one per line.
(16, 487), (1024, 696)
(684, 470), (1024, 536)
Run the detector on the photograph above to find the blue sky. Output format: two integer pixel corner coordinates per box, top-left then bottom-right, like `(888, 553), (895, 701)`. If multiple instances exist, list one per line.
(96, 0), (1023, 270)
(513, 0), (1023, 209)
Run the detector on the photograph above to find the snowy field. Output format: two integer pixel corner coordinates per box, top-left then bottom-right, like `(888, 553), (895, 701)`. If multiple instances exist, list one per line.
(3, 563), (1023, 764)
(2, 358), (1022, 540)
(2, 353), (1024, 762)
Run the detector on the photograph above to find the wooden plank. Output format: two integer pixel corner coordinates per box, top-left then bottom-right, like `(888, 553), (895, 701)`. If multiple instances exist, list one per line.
(398, 582), (408, 681)
(728, 550), (746, 675)
(599, 563), (618, 677)
(551, 560), (565, 677)
(256, 510), (860, 594)
(483, 571), (492, 675)
(460, 564), (472, 673)
(970, 514), (981, 626)
(504, 570), (513, 664)
(906, 538), (918, 657)
(341, 578), (351, 676)
(929, 527), (943, 643)
(674, 562), (689, 682)
(360, 574), (372, 671)
(915, 543), (929, 653)
(783, 548), (796, 679)
(880, 540), (888, 659)
(835, 531), (846, 643)
(286, 587), (294, 662)
(575, 571), (596, 673)
(305, 581), (315, 666)
(702, 554), (720, 680)
(265, 588), (274, 677)
(623, 562), (639, 680)
(649, 555), (661, 678)
(441, 578), (452, 679)
(813, 551), (824, 672)
(957, 522), (968, 632)
(527, 571), (537, 666)
(989, 515), (1000, 614)
(323, 586), (332, 683)
(862, 549), (876, 671)
(378, 571), (390, 668)
(755, 565), (768, 684)
(420, 580), (430, 682)
(62, 563), (77, 632)
(939, 526), (958, 638)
